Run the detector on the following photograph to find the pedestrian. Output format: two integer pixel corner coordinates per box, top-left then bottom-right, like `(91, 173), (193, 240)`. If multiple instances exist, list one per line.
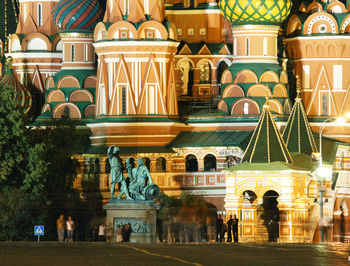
(116, 225), (122, 242)
(66, 216), (75, 242)
(98, 224), (106, 242)
(106, 224), (113, 242)
(56, 214), (65, 242)
(216, 214), (223, 242)
(222, 222), (227, 242)
(122, 224), (127, 242)
(232, 214), (239, 242)
(126, 223), (132, 242)
(226, 215), (233, 242)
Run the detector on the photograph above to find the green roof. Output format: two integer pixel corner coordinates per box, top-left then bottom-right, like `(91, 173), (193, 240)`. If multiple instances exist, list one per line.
(242, 101), (292, 163)
(51, 69), (97, 89)
(168, 131), (252, 149)
(283, 93), (318, 155)
(226, 63), (283, 83)
(227, 153), (316, 171)
(84, 146), (176, 155)
(177, 42), (232, 55)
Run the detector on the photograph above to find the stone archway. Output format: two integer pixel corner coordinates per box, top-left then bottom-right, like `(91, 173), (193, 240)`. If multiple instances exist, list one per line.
(257, 190), (280, 242)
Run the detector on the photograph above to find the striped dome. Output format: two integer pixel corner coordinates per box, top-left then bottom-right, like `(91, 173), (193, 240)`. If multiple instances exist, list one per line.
(0, 58), (32, 114)
(52, 0), (104, 30)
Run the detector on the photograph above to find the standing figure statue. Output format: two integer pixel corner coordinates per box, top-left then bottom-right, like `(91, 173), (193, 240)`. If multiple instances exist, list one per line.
(108, 146), (132, 200)
(127, 158), (160, 200)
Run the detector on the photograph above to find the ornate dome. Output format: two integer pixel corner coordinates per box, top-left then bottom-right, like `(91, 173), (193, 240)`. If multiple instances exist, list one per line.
(52, 0), (104, 30)
(218, 0), (292, 25)
(0, 57), (32, 114)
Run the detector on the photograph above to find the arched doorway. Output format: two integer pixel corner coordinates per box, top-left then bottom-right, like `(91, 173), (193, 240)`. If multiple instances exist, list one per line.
(260, 190), (280, 242)
(179, 61), (194, 96)
(185, 154), (198, 172)
(217, 60), (229, 95)
(204, 154), (216, 171)
(156, 157), (166, 172)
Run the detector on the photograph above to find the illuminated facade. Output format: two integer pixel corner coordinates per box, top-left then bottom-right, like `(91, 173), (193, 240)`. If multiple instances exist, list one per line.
(1, 0), (350, 242)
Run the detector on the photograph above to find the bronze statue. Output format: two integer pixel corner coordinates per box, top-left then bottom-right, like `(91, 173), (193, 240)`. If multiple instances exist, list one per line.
(107, 146), (132, 200)
(127, 158), (159, 200)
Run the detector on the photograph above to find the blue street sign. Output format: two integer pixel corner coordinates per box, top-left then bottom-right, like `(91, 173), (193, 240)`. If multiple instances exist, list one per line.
(34, 225), (44, 236)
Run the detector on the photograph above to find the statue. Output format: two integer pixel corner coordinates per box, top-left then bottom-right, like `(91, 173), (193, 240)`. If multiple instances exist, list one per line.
(107, 146), (132, 200)
(127, 158), (160, 200)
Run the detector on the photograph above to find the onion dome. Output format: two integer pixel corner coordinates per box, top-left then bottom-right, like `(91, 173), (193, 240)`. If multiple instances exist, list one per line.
(218, 0), (292, 25)
(0, 57), (32, 114)
(52, 0), (104, 30)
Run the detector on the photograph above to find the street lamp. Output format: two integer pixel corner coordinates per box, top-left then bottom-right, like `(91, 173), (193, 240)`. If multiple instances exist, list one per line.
(317, 113), (350, 242)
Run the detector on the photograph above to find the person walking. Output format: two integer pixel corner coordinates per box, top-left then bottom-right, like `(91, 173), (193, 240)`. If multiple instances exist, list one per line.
(98, 224), (106, 242)
(232, 214), (239, 242)
(66, 216), (75, 242)
(126, 223), (132, 242)
(56, 214), (66, 242)
(116, 225), (122, 242)
(216, 214), (224, 242)
(226, 215), (233, 242)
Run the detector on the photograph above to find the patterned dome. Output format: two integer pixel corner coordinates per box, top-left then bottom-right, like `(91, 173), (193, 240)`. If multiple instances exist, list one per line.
(52, 0), (104, 30)
(0, 58), (32, 114)
(219, 0), (292, 25)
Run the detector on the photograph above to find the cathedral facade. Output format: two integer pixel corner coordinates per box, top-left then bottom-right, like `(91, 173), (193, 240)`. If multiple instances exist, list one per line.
(2, 0), (350, 242)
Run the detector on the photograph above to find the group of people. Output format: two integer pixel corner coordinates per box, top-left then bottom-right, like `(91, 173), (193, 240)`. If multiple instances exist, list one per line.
(116, 224), (132, 242)
(95, 223), (132, 242)
(56, 214), (75, 242)
(216, 214), (239, 242)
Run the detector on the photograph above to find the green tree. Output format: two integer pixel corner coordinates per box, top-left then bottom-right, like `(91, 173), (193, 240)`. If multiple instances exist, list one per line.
(0, 84), (48, 241)
(28, 117), (90, 240)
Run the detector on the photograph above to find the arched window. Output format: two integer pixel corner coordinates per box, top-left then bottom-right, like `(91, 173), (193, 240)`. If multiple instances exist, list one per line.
(142, 157), (151, 171)
(94, 158), (100, 174)
(217, 61), (228, 94)
(263, 37), (267, 56)
(71, 45), (75, 62)
(23, 4), (27, 23)
(204, 154), (217, 171)
(340, 153), (345, 170)
(242, 190), (257, 204)
(125, 0), (129, 15)
(246, 38), (250, 56)
(156, 157), (166, 172)
(63, 106), (70, 118)
(186, 154), (198, 172)
(332, 5), (342, 13)
(122, 87), (126, 114)
(233, 38), (237, 57)
(199, 63), (211, 84)
(243, 102), (249, 115)
(37, 3), (42, 26)
(322, 94), (328, 116)
(105, 158), (111, 173)
(84, 44), (88, 62)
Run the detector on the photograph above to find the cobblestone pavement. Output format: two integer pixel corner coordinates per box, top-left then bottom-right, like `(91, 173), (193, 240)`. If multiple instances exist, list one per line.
(0, 242), (349, 266)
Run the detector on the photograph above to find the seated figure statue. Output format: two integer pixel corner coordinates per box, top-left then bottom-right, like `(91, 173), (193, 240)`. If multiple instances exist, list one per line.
(127, 158), (159, 200)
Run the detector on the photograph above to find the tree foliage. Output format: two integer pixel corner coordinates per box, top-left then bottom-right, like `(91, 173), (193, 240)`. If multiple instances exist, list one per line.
(0, 84), (48, 240)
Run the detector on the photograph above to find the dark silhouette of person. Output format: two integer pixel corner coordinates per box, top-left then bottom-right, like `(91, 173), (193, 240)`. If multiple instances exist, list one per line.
(126, 223), (132, 242)
(216, 214), (224, 242)
(121, 224), (127, 242)
(232, 214), (239, 242)
(226, 215), (233, 242)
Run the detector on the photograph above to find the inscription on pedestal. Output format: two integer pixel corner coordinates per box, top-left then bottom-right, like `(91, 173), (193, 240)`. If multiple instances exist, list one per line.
(114, 218), (150, 233)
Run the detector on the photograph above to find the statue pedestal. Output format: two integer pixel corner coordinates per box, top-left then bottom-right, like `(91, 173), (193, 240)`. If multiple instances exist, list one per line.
(104, 199), (157, 243)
